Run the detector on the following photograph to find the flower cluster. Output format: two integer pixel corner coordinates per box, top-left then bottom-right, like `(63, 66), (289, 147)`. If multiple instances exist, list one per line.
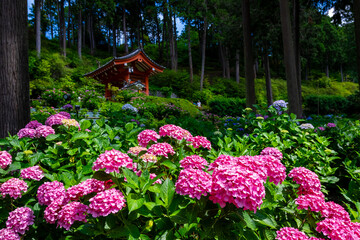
(295, 194), (326, 212)
(25, 120), (42, 129)
(288, 167), (321, 195)
(140, 153), (157, 163)
(272, 100), (288, 111)
(66, 179), (106, 201)
(320, 201), (350, 221)
(0, 228), (20, 240)
(61, 119), (80, 128)
(92, 149), (133, 174)
(147, 143), (175, 158)
(88, 188), (126, 217)
(6, 207), (34, 235)
(327, 123), (336, 128)
(35, 125), (55, 138)
(57, 202), (88, 230)
(62, 104), (73, 110)
(179, 155), (208, 169)
(187, 136), (211, 150)
(0, 151), (12, 169)
(316, 218), (354, 240)
(299, 123), (315, 130)
(44, 196), (68, 224)
(20, 166), (44, 181)
(175, 168), (211, 200)
(37, 181), (66, 206)
(122, 103), (138, 113)
(45, 113), (69, 127)
(276, 227), (309, 240)
(17, 128), (36, 139)
(0, 178), (28, 199)
(158, 124), (193, 141)
(58, 111), (71, 119)
(260, 155), (286, 185)
(137, 130), (160, 147)
(260, 147), (283, 160)
(127, 146), (147, 156)
(158, 124), (180, 137)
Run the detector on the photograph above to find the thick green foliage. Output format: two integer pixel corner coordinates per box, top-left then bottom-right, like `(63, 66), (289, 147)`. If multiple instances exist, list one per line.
(304, 95), (349, 115)
(208, 97), (246, 117)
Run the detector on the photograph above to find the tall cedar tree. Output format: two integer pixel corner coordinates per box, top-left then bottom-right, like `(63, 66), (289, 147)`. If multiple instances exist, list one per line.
(354, 0), (360, 90)
(0, 0), (30, 137)
(200, 0), (207, 91)
(35, 0), (41, 58)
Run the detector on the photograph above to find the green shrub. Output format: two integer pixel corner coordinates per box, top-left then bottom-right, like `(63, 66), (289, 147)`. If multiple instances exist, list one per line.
(208, 97), (246, 117)
(304, 95), (349, 115)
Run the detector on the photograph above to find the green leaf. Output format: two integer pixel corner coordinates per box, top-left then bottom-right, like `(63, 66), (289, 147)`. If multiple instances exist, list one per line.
(160, 178), (175, 208)
(79, 120), (91, 131)
(46, 134), (60, 141)
(161, 160), (177, 170)
(125, 122), (134, 132)
(71, 132), (89, 141)
(125, 224), (140, 239)
(254, 212), (277, 229)
(67, 148), (78, 156)
(9, 139), (21, 149)
(169, 209), (188, 224)
(127, 193), (145, 213)
(96, 118), (105, 127)
(242, 211), (257, 230)
(123, 168), (140, 190)
(7, 162), (21, 172)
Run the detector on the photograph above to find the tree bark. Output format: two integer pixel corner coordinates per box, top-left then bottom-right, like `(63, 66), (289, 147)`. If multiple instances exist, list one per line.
(77, 5), (82, 59)
(236, 49), (240, 83)
(0, 0), (30, 137)
(173, 13), (178, 71)
(279, 0), (302, 116)
(67, 0), (71, 47)
(242, 0), (256, 107)
(123, 8), (128, 54)
(187, 19), (193, 83)
(219, 42), (226, 78)
(263, 43), (273, 106)
(340, 63), (343, 82)
(113, 25), (117, 57)
(59, 0), (66, 57)
(35, 0), (41, 58)
(293, 0), (302, 106)
(200, 0), (207, 91)
(353, 0), (360, 90)
(225, 47), (230, 79)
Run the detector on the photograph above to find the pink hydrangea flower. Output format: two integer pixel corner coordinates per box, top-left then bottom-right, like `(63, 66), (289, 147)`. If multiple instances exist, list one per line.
(179, 155), (208, 169)
(208, 155), (236, 171)
(57, 202), (88, 230)
(316, 218), (354, 240)
(259, 155), (286, 185)
(17, 128), (36, 139)
(35, 125), (55, 138)
(20, 166), (44, 181)
(0, 151), (12, 169)
(127, 146), (147, 156)
(45, 113), (68, 127)
(320, 201), (351, 221)
(58, 111), (71, 119)
(147, 143), (175, 158)
(295, 194), (326, 212)
(327, 123), (336, 128)
(159, 124), (181, 137)
(66, 179), (106, 201)
(209, 165), (265, 212)
(169, 128), (193, 141)
(234, 156), (268, 182)
(92, 149), (133, 174)
(0, 228), (20, 240)
(350, 222), (360, 238)
(0, 178), (28, 199)
(276, 227), (309, 240)
(140, 153), (158, 163)
(288, 167), (321, 195)
(261, 147), (283, 160)
(44, 196), (68, 224)
(6, 207), (34, 235)
(309, 238), (326, 240)
(137, 130), (160, 147)
(175, 168), (211, 200)
(37, 181), (66, 206)
(25, 120), (42, 129)
(88, 188), (126, 217)
(187, 136), (211, 150)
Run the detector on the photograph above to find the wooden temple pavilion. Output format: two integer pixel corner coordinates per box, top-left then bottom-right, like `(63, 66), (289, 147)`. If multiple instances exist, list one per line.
(84, 49), (165, 99)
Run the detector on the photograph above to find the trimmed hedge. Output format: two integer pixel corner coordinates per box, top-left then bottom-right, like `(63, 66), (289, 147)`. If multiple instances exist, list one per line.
(208, 97), (246, 117)
(304, 95), (349, 115)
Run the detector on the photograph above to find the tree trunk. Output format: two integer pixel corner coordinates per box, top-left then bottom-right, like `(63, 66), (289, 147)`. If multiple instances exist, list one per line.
(88, 13), (95, 55)
(123, 8), (128, 54)
(242, 0), (256, 107)
(67, 0), (71, 47)
(340, 63), (343, 82)
(225, 47), (231, 79)
(113, 25), (117, 57)
(279, 0), (302, 116)
(353, 0), (360, 89)
(173, 13), (178, 71)
(200, 0), (207, 91)
(293, 0), (302, 106)
(50, 14), (54, 39)
(219, 42), (226, 78)
(59, 0), (66, 57)
(263, 43), (273, 106)
(35, 0), (41, 58)
(78, 5), (82, 59)
(236, 49), (240, 84)
(187, 19), (193, 83)
(0, 0), (30, 137)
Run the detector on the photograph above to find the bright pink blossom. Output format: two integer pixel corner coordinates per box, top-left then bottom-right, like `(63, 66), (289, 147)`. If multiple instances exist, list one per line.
(88, 188), (126, 217)
(45, 113), (69, 127)
(0, 151), (12, 169)
(187, 136), (211, 150)
(234, 156), (268, 182)
(261, 147), (283, 160)
(92, 149), (133, 174)
(175, 168), (212, 200)
(57, 202), (88, 230)
(37, 181), (66, 206)
(6, 207), (34, 235)
(295, 194), (326, 212)
(316, 218), (354, 240)
(309, 238), (326, 240)
(169, 128), (193, 141)
(58, 111), (71, 119)
(35, 125), (55, 138)
(147, 143), (175, 158)
(17, 128), (36, 139)
(25, 120), (42, 129)
(208, 155), (236, 171)
(209, 165), (265, 212)
(20, 166), (44, 181)
(288, 167), (322, 195)
(127, 146), (147, 156)
(0, 178), (28, 199)
(159, 124), (181, 137)
(0, 228), (20, 240)
(66, 179), (106, 200)
(320, 201), (351, 221)
(327, 123), (336, 128)
(137, 129), (160, 147)
(179, 155), (208, 169)
(260, 155), (286, 185)
(44, 196), (68, 224)
(276, 227), (309, 240)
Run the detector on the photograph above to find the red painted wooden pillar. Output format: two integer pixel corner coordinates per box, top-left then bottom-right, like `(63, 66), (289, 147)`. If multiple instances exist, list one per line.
(105, 80), (111, 99)
(145, 75), (149, 95)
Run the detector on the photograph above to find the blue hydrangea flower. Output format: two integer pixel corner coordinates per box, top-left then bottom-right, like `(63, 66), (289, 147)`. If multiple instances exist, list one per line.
(122, 104), (138, 113)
